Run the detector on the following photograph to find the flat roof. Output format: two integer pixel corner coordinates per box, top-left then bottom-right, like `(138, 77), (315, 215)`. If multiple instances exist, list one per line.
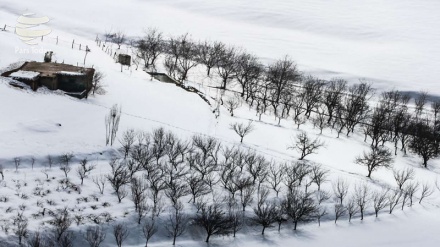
(9, 70), (40, 80)
(20, 62), (92, 77)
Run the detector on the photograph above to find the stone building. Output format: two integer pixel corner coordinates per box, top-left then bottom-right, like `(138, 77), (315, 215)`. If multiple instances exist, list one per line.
(2, 61), (95, 98)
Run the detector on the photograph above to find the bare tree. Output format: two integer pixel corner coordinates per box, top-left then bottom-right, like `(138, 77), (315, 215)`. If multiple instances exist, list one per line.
(174, 35), (199, 82)
(186, 174), (210, 204)
(355, 146), (393, 178)
(90, 71), (106, 96)
(31, 156), (36, 170)
(164, 172), (190, 208)
(282, 162), (311, 192)
(414, 91), (428, 119)
(47, 155), (54, 169)
(216, 46), (238, 90)
(267, 163), (283, 197)
(311, 164), (328, 191)
(92, 175), (107, 194)
(84, 225), (106, 247)
(57, 231), (75, 247)
(342, 82), (373, 135)
(323, 78), (347, 124)
(225, 95), (241, 117)
(419, 183), (434, 204)
(60, 163), (72, 178)
(388, 189), (402, 214)
(354, 183), (370, 220)
(372, 189), (389, 217)
(332, 178), (349, 205)
(136, 28), (164, 70)
(235, 52), (263, 97)
(131, 177), (148, 214)
(239, 184), (256, 211)
(110, 31), (126, 49)
(41, 167), (50, 179)
(405, 181), (419, 207)
(106, 159), (131, 202)
(143, 217), (158, 247)
(266, 56), (300, 115)
(273, 202), (287, 232)
(189, 135), (220, 181)
(119, 129), (136, 159)
(334, 204), (346, 223)
(112, 223), (129, 247)
(13, 211), (28, 245)
(312, 107), (327, 134)
(77, 158), (96, 185)
(194, 203), (234, 242)
(166, 202), (189, 245)
(252, 200), (277, 235)
(315, 189), (331, 205)
(365, 103), (392, 148)
(197, 40), (224, 76)
(346, 196), (359, 222)
(59, 152), (74, 166)
(106, 104), (122, 146)
(315, 205), (328, 227)
(288, 132), (324, 160)
(408, 120), (439, 167)
(302, 76), (325, 118)
(282, 188), (318, 230)
(393, 168), (415, 190)
(230, 121), (255, 143)
(51, 207), (72, 241)
(14, 157), (21, 172)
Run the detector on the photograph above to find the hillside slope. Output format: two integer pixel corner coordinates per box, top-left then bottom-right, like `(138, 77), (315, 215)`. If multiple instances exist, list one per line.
(0, 1), (440, 247)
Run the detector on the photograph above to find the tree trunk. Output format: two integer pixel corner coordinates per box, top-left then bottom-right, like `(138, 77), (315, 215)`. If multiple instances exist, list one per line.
(262, 226), (266, 235)
(205, 234), (211, 243)
(222, 78), (227, 90)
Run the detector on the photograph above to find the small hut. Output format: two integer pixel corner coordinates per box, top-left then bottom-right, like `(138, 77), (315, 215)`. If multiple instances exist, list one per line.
(1, 61), (95, 98)
(114, 49), (131, 66)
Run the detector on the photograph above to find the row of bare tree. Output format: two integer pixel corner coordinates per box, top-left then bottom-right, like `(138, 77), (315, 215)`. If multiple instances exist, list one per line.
(1, 127), (435, 246)
(103, 29), (440, 167)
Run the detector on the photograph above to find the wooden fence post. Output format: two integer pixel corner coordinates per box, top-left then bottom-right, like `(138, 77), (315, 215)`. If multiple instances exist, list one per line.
(3, 24), (6, 31)
(72, 39), (75, 49)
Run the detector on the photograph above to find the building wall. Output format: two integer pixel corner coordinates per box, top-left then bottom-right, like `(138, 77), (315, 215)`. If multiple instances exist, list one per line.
(118, 54), (131, 66)
(56, 69), (94, 93)
(57, 74), (88, 92)
(40, 76), (57, 90)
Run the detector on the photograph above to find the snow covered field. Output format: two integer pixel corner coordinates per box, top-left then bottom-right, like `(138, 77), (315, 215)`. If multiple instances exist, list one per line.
(2, 0), (440, 93)
(1, 1), (440, 246)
